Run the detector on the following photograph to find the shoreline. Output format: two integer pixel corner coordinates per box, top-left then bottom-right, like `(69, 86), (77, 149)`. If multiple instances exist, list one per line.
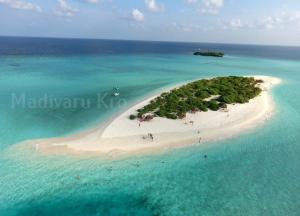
(22, 75), (281, 157)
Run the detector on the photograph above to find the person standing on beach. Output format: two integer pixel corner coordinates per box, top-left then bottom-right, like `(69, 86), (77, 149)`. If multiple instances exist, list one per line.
(150, 133), (154, 142)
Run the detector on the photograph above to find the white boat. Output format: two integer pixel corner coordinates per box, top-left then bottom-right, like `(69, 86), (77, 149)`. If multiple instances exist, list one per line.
(113, 92), (120, 97)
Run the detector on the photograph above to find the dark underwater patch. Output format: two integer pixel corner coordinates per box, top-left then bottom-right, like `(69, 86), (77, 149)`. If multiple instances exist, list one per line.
(3, 191), (162, 216)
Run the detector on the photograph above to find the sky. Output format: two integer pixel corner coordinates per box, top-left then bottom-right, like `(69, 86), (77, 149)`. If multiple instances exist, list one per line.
(1, 0), (300, 45)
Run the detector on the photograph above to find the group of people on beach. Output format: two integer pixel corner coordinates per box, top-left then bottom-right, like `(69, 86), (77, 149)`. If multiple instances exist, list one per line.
(141, 133), (154, 142)
(138, 121), (154, 142)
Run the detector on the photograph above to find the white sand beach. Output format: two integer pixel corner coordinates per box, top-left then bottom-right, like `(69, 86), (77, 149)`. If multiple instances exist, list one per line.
(25, 75), (281, 156)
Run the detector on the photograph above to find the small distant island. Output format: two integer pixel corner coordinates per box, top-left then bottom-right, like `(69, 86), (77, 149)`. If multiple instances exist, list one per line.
(193, 50), (224, 57)
(131, 76), (263, 120)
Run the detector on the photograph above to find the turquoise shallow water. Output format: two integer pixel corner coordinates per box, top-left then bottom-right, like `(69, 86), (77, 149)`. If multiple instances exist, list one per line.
(1, 50), (300, 215)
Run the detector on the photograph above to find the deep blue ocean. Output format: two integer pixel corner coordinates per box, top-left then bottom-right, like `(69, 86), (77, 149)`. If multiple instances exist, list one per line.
(0, 37), (300, 216)
(2, 36), (300, 60)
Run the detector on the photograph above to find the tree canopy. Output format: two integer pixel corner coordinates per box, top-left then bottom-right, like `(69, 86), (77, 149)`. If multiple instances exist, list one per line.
(132, 76), (262, 120)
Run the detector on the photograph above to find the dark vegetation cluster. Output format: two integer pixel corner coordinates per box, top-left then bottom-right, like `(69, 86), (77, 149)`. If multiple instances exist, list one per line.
(193, 51), (224, 57)
(130, 76), (263, 120)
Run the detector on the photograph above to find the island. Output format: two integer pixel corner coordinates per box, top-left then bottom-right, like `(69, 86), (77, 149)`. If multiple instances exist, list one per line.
(193, 51), (224, 57)
(21, 75), (281, 157)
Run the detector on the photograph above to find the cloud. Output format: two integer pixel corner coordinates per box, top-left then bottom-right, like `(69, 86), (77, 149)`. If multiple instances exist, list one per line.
(221, 11), (300, 30)
(255, 17), (280, 30)
(53, 0), (78, 17)
(86, 0), (98, 3)
(184, 0), (224, 14)
(0, 0), (41, 12)
(172, 22), (198, 32)
(184, 0), (198, 4)
(203, 0), (223, 8)
(201, 0), (223, 14)
(145, 0), (164, 12)
(228, 19), (244, 28)
(85, 0), (114, 4)
(171, 22), (212, 32)
(132, 9), (144, 22)
(253, 11), (300, 30)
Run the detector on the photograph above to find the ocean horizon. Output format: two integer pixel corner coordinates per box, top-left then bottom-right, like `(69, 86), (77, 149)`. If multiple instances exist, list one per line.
(2, 36), (300, 60)
(1, 36), (300, 215)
